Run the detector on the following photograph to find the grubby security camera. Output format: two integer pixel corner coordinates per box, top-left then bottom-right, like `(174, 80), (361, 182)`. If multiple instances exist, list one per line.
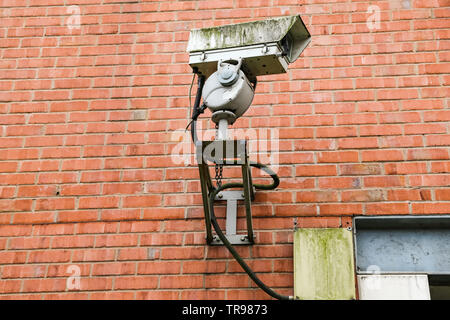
(187, 15), (311, 132)
(185, 16), (311, 300)
(187, 15), (311, 79)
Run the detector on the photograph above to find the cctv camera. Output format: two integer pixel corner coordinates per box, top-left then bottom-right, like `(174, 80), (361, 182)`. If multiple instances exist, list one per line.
(187, 15), (311, 79)
(186, 15), (311, 128)
(186, 15), (311, 145)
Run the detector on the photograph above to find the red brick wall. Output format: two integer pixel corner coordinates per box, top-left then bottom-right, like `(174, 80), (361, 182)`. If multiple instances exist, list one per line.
(0, 0), (449, 299)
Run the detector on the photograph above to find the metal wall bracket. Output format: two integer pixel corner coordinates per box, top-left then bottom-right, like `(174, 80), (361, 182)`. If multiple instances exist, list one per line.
(210, 190), (254, 246)
(196, 139), (255, 246)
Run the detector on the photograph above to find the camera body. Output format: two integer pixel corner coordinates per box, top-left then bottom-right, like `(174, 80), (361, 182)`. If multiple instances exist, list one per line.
(201, 59), (255, 125)
(187, 15), (311, 80)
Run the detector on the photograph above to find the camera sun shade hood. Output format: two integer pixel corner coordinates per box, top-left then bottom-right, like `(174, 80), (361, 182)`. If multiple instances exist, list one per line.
(186, 15), (311, 79)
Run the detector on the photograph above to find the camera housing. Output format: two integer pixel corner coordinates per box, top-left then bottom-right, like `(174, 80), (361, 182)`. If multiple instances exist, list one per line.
(186, 15), (311, 80)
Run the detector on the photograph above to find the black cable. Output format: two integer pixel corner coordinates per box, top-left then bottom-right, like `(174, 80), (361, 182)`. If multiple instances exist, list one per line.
(188, 74), (205, 143)
(208, 162), (292, 300)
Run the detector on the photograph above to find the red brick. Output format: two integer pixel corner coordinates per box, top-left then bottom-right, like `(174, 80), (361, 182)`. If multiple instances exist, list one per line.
(0, 199), (33, 212)
(35, 198), (76, 211)
(80, 171), (121, 183)
(32, 224), (75, 236)
(422, 87), (448, 99)
(342, 190), (385, 202)
(387, 189), (425, 201)
(297, 191), (338, 203)
(379, 112), (421, 123)
(436, 189), (450, 201)
(22, 279), (67, 293)
(296, 165), (337, 176)
(122, 195), (162, 208)
(1, 265), (46, 279)
(140, 233), (183, 246)
(17, 185), (57, 197)
(404, 123), (446, 135)
(20, 160), (58, 172)
(360, 125), (402, 136)
(160, 275), (204, 289)
(78, 196), (119, 209)
(427, 135), (450, 146)
(423, 111), (450, 122)
(205, 275), (249, 288)
(92, 263), (135, 276)
(362, 150), (404, 162)
(163, 194), (202, 206)
(0, 251), (27, 264)
(115, 276), (158, 290)
(13, 212), (55, 224)
(336, 114), (377, 125)
(51, 235), (95, 249)
(319, 204), (362, 216)
(412, 203), (450, 214)
(160, 247), (204, 260)
(379, 136), (423, 148)
(72, 249), (116, 262)
(364, 176), (406, 188)
(76, 222), (117, 235)
(318, 151), (359, 163)
(385, 162), (428, 175)
(340, 164), (382, 175)
(407, 148), (449, 160)
(57, 210), (98, 223)
(28, 250), (71, 263)
(431, 162), (450, 173)
(366, 203), (410, 215)
(316, 127), (357, 138)
(275, 205), (317, 217)
(410, 175), (450, 187)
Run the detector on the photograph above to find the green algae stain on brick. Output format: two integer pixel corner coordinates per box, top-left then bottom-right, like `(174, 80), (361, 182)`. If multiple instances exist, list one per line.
(294, 228), (356, 300)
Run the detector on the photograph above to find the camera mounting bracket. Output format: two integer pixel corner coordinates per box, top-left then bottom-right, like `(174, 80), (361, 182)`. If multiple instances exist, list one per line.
(196, 139), (255, 245)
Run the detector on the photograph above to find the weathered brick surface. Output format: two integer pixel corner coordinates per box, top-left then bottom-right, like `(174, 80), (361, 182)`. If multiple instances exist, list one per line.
(0, 0), (449, 299)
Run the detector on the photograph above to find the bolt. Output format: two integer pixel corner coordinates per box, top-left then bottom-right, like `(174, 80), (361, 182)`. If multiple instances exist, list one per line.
(218, 193), (223, 199)
(347, 226), (352, 231)
(240, 236), (246, 241)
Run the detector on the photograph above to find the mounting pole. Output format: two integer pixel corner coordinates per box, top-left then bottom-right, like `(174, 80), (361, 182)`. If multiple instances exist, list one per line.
(217, 119), (228, 140)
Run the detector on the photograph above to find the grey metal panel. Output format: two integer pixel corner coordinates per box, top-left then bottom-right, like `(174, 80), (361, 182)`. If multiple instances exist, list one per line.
(355, 215), (450, 230)
(294, 228), (356, 300)
(186, 15), (310, 57)
(354, 216), (450, 274)
(188, 43), (289, 78)
(357, 275), (430, 300)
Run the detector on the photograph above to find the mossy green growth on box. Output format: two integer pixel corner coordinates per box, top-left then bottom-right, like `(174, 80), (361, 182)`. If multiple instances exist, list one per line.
(186, 15), (311, 63)
(187, 16), (297, 51)
(294, 228), (356, 300)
